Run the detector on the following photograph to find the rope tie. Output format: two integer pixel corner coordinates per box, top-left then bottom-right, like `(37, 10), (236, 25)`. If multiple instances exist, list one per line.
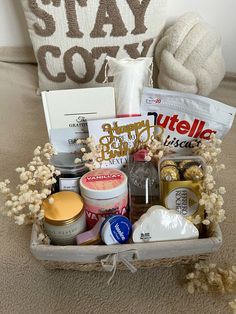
(103, 61), (109, 84)
(148, 62), (154, 87)
(100, 250), (139, 285)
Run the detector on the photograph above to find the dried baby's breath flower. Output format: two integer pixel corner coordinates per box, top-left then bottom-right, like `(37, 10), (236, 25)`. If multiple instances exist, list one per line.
(202, 219), (210, 225)
(186, 261), (236, 295)
(33, 146), (41, 156)
(37, 233), (45, 242)
(144, 155), (152, 162)
(0, 143), (58, 227)
(76, 139), (82, 145)
(74, 137), (102, 170)
(192, 134), (226, 225)
(219, 187), (226, 195)
(34, 222), (50, 245)
(15, 214), (26, 225)
(74, 158), (81, 164)
(48, 197), (54, 205)
(132, 136), (170, 166)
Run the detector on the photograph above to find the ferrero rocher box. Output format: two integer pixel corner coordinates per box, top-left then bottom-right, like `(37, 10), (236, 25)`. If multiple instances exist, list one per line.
(161, 180), (205, 222)
(159, 156), (206, 232)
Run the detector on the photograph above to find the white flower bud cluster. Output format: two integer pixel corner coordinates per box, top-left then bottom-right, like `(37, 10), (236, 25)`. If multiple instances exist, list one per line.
(192, 134), (226, 225)
(0, 143), (59, 227)
(34, 220), (51, 245)
(186, 262), (236, 311)
(75, 137), (104, 171)
(135, 135), (168, 165)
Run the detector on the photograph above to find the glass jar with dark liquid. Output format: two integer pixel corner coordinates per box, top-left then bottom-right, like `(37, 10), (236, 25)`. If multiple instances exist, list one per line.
(128, 149), (159, 223)
(51, 153), (88, 194)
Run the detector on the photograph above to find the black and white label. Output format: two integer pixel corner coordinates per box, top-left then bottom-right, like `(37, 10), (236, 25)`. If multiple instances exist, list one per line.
(140, 232), (151, 241)
(59, 177), (80, 193)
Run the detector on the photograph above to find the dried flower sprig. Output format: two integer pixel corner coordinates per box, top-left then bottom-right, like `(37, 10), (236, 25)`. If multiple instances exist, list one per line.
(0, 143), (59, 229)
(186, 261), (236, 313)
(186, 261), (236, 294)
(75, 137), (102, 170)
(135, 135), (171, 165)
(192, 134), (226, 225)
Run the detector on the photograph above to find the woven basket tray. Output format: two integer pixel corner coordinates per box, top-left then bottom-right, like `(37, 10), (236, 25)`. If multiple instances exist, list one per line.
(30, 224), (222, 272)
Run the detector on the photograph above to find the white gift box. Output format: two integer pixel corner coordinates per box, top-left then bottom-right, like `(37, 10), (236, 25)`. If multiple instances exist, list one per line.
(41, 87), (116, 153)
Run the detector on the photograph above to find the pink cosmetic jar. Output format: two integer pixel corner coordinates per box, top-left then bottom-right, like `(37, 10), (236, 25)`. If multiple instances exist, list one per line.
(80, 168), (128, 229)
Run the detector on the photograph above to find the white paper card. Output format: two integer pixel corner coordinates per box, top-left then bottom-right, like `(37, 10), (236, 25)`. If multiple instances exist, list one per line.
(88, 116), (155, 168)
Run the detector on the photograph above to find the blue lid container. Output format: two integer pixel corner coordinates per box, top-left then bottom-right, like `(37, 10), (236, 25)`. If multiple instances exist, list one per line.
(100, 215), (132, 245)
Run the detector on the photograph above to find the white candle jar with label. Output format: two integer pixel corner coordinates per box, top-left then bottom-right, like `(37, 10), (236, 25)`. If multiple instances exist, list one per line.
(42, 191), (86, 245)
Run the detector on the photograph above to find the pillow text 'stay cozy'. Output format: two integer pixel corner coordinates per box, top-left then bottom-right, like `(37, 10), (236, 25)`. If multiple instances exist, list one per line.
(21, 0), (167, 91)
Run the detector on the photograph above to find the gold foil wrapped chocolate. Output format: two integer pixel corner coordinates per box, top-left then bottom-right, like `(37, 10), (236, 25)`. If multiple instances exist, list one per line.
(183, 165), (204, 181)
(160, 160), (177, 169)
(160, 166), (180, 182)
(178, 160), (195, 170)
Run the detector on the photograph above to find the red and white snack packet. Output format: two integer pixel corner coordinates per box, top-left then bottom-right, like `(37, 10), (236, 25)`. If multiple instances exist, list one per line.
(140, 87), (236, 153)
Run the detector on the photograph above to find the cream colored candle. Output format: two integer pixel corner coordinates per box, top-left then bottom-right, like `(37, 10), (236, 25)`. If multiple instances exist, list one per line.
(42, 191), (86, 245)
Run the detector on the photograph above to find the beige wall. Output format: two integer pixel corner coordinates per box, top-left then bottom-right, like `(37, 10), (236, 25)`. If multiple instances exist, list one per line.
(0, 0), (31, 46)
(0, 0), (235, 72)
(168, 0), (236, 73)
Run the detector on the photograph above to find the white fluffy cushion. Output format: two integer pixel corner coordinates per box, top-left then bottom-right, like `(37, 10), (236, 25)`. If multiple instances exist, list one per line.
(155, 12), (225, 96)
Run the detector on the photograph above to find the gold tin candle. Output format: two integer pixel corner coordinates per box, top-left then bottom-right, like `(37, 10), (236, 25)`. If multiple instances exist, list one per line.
(42, 191), (86, 245)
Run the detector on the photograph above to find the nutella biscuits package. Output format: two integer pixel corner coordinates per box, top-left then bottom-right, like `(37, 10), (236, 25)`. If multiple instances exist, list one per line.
(141, 88), (236, 153)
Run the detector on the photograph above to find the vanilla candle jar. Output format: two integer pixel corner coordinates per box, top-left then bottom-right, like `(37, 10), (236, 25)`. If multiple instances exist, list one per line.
(80, 169), (128, 229)
(42, 191), (86, 245)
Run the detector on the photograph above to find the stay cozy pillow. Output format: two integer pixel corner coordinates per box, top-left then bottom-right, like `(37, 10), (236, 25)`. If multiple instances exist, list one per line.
(21, 0), (167, 91)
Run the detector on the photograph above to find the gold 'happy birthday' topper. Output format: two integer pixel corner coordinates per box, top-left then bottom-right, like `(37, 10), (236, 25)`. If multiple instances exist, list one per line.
(96, 119), (163, 162)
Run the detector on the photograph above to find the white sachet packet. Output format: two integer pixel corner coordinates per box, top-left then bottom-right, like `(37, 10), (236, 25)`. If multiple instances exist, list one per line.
(105, 57), (153, 117)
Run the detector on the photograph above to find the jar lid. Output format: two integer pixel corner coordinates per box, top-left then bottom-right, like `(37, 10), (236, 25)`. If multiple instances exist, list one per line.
(133, 149), (148, 161)
(42, 191), (84, 226)
(80, 169), (127, 200)
(51, 153), (87, 174)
